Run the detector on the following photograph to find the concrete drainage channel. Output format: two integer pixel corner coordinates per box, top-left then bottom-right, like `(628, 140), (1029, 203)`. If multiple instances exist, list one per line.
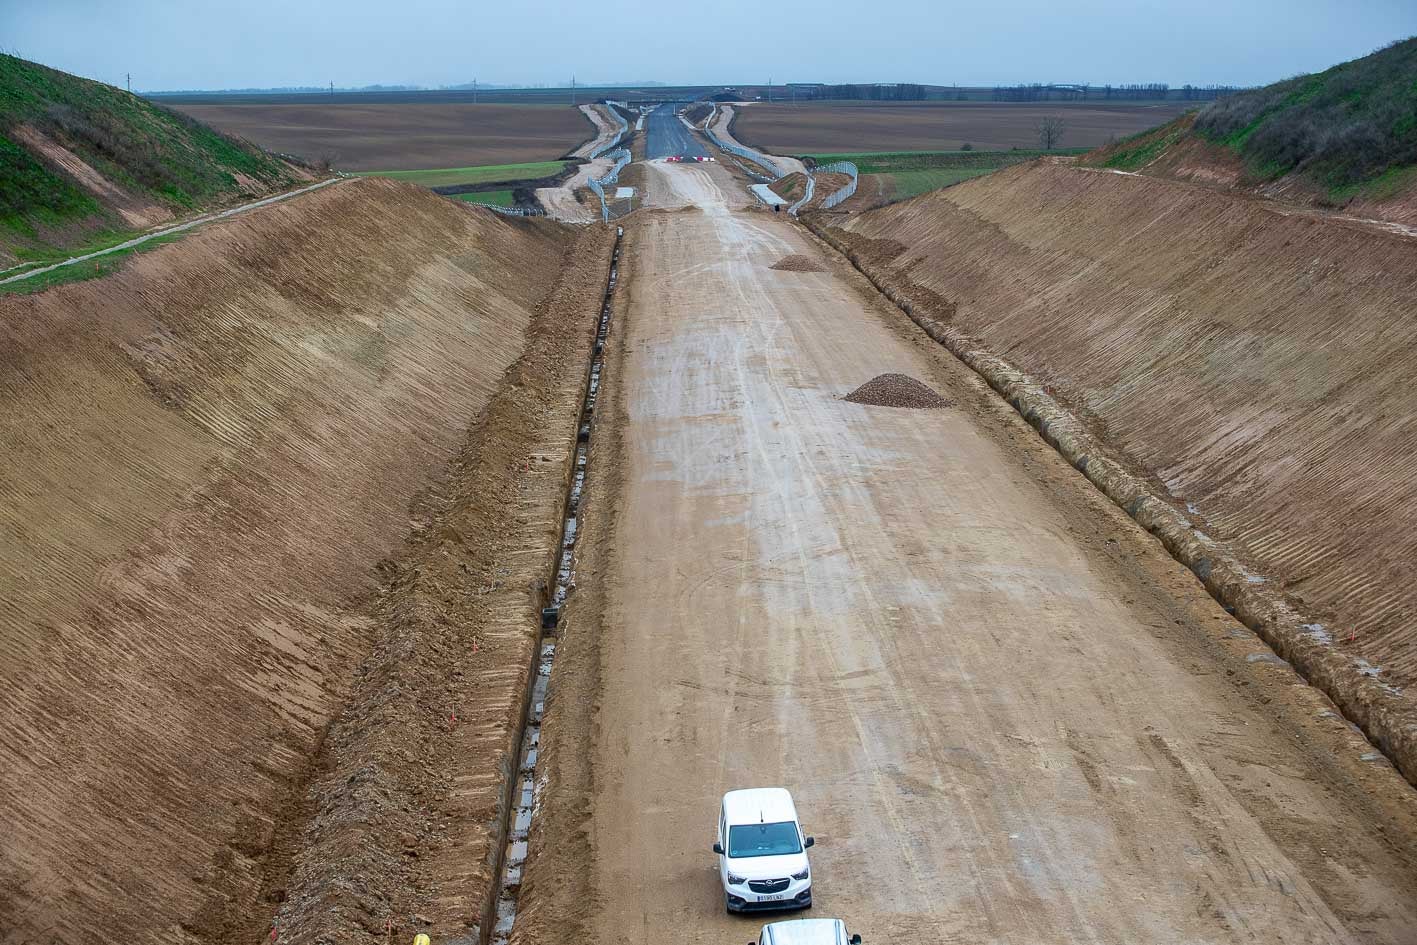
(483, 226), (623, 945)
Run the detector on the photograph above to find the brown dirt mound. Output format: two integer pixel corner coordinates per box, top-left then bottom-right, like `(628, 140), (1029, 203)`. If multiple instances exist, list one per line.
(844, 372), (950, 408)
(770, 254), (826, 272)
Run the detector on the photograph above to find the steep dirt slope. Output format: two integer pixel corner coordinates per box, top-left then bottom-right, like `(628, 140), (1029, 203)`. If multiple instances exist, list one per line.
(0, 177), (578, 944)
(831, 160), (1417, 738)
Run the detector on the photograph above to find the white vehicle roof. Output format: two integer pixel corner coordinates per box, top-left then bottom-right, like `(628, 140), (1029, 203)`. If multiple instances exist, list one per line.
(723, 787), (798, 826)
(761, 918), (848, 945)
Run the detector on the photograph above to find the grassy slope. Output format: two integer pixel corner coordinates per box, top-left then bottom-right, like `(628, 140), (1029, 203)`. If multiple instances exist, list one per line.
(0, 235), (183, 295)
(356, 161), (569, 188)
(0, 54), (298, 258)
(1088, 37), (1417, 201)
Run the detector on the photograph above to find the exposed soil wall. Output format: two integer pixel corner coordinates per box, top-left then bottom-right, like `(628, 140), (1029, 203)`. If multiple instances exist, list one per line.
(271, 222), (614, 945)
(0, 177), (583, 944)
(822, 161), (1417, 783)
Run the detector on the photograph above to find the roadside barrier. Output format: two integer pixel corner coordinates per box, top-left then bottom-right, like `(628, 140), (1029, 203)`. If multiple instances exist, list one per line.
(587, 105), (630, 160)
(787, 174), (816, 216)
(703, 107), (784, 178)
(588, 149), (632, 224)
(816, 161), (859, 210)
(483, 205), (547, 217)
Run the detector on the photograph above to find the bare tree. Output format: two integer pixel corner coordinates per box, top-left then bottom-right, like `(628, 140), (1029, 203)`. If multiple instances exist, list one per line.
(1037, 116), (1066, 150)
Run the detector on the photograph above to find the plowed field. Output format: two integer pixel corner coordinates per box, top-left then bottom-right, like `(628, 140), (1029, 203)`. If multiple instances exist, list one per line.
(173, 102), (594, 169)
(732, 101), (1195, 153)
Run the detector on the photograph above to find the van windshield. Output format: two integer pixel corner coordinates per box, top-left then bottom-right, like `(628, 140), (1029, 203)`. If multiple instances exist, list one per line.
(727, 822), (802, 858)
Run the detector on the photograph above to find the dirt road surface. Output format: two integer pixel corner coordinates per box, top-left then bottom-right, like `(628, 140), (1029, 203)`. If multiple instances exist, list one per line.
(536, 155), (612, 222)
(523, 164), (1417, 945)
(710, 105), (808, 177)
(570, 104), (623, 159)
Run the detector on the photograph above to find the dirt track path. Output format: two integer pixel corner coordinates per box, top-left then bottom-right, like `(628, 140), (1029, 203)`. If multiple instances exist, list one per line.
(536, 156), (611, 223)
(569, 104), (621, 159)
(530, 164), (1417, 945)
(710, 104), (807, 177)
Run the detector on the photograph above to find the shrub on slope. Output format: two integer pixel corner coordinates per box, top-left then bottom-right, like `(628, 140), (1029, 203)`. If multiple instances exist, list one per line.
(1194, 36), (1417, 194)
(0, 54), (299, 258)
(1085, 37), (1417, 207)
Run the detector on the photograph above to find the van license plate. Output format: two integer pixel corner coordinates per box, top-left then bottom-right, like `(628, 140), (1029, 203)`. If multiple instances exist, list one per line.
(760, 894), (786, 901)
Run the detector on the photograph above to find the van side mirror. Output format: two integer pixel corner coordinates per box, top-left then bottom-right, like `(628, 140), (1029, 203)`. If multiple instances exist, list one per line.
(849, 935), (862, 945)
(804, 836), (815, 848)
(713, 842), (724, 855)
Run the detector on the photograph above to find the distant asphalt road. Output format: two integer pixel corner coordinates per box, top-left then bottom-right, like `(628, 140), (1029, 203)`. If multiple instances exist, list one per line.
(644, 104), (709, 161)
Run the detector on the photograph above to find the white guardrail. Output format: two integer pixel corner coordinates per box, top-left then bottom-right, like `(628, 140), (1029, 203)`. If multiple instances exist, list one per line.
(483, 205), (547, 217)
(815, 161), (859, 210)
(588, 148), (633, 223)
(787, 174), (816, 216)
(587, 104), (630, 160)
(703, 106), (785, 179)
(698, 105), (858, 214)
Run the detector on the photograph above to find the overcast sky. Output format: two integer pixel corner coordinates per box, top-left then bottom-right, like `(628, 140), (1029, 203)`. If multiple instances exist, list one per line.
(3, 0), (1415, 92)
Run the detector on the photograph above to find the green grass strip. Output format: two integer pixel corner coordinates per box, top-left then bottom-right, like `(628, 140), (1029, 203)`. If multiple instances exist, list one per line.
(358, 161), (568, 188)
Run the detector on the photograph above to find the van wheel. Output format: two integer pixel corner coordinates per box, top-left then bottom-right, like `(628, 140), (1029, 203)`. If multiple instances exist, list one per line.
(725, 894), (735, 915)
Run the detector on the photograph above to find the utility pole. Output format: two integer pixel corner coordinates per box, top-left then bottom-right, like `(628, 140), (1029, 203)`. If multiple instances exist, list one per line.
(329, 80), (334, 96)
(472, 78), (477, 104)
(571, 75), (576, 106)
(126, 72), (131, 93)
(767, 76), (772, 103)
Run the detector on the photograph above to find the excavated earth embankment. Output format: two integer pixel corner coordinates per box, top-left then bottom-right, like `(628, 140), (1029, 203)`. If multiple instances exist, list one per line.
(822, 161), (1417, 784)
(0, 177), (609, 945)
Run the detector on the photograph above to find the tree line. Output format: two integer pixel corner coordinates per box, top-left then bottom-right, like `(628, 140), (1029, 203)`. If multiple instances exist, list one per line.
(992, 83), (1239, 102)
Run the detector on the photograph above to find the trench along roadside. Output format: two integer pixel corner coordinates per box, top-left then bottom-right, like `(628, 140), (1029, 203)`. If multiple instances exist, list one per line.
(266, 220), (616, 945)
(482, 226), (624, 945)
(487, 180), (1417, 945)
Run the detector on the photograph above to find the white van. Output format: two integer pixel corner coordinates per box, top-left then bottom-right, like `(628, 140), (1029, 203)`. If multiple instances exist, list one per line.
(713, 788), (814, 913)
(751, 918), (862, 945)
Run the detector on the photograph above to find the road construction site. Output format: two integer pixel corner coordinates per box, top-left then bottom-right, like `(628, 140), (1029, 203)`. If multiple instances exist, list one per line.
(4, 102), (1417, 945)
(514, 152), (1417, 945)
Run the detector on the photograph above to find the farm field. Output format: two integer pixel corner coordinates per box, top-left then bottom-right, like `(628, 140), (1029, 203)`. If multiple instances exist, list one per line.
(450, 189), (516, 206)
(812, 149), (1085, 200)
(171, 102), (594, 170)
(733, 100), (1195, 153)
(355, 160), (569, 189)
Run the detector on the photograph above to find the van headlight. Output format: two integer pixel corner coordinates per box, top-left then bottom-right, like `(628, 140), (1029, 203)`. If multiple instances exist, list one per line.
(791, 867), (809, 881)
(727, 872), (747, 885)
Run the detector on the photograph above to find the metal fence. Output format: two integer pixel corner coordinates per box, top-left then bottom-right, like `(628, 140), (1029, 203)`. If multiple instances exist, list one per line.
(703, 107), (785, 179)
(482, 204), (547, 217)
(816, 161), (859, 210)
(588, 148), (633, 223)
(587, 105), (630, 160)
(787, 173), (816, 216)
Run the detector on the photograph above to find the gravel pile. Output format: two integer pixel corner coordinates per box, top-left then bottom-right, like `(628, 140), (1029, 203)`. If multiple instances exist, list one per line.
(770, 254), (827, 272)
(844, 373), (951, 409)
